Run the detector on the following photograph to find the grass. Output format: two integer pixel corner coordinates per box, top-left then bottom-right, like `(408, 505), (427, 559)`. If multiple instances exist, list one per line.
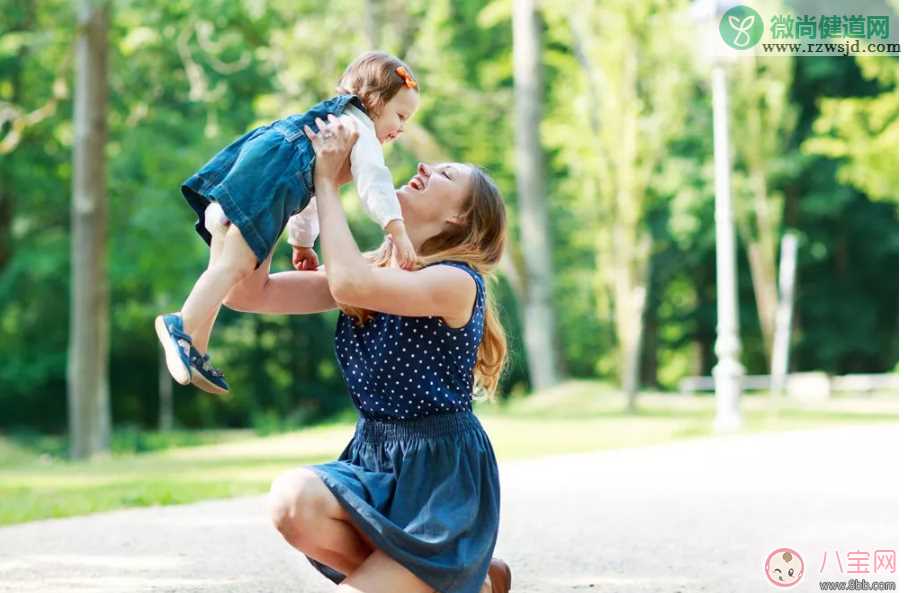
(0, 379), (896, 526)
(1, 426), (261, 462)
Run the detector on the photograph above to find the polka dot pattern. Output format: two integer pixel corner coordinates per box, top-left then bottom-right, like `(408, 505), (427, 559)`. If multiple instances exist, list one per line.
(334, 261), (486, 421)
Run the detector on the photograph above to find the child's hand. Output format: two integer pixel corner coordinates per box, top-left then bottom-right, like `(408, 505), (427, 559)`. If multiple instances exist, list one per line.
(394, 234), (417, 270)
(386, 222), (417, 270)
(292, 246), (320, 271)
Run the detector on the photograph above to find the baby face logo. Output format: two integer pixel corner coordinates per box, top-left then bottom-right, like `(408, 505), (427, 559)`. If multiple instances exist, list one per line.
(719, 5), (764, 49)
(765, 548), (805, 587)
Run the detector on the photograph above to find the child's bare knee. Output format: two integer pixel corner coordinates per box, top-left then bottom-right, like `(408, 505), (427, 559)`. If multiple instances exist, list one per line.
(214, 259), (254, 285)
(220, 228), (258, 269)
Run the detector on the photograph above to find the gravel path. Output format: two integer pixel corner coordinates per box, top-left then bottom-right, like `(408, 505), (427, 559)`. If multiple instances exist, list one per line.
(0, 424), (898, 592)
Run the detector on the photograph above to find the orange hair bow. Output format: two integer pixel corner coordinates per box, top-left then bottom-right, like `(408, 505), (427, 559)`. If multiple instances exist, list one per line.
(395, 66), (417, 89)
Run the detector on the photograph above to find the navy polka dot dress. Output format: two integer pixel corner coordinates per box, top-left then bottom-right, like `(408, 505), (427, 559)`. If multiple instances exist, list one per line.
(303, 261), (501, 593)
(334, 261), (485, 420)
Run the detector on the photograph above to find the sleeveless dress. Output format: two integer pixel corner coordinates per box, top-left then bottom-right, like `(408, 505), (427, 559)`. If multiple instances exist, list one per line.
(303, 260), (501, 593)
(179, 94), (366, 266)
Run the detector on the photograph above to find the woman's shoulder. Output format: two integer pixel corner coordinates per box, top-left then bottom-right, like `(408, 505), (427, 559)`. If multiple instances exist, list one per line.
(423, 260), (485, 296)
(423, 259), (480, 273)
(424, 261), (485, 329)
(424, 258), (482, 275)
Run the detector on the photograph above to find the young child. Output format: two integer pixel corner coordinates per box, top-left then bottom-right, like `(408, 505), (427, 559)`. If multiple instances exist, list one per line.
(155, 51), (420, 395)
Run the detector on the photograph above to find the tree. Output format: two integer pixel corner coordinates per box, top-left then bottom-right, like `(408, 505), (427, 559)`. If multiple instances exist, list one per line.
(68, 0), (111, 459)
(802, 56), (898, 204)
(545, 0), (693, 406)
(729, 54), (798, 363)
(511, 0), (560, 391)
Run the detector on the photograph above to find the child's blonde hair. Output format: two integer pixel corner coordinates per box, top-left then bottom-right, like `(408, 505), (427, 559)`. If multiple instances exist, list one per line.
(336, 51), (420, 117)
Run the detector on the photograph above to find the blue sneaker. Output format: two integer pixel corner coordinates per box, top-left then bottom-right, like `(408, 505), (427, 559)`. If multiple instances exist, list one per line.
(155, 313), (192, 385)
(188, 350), (230, 395)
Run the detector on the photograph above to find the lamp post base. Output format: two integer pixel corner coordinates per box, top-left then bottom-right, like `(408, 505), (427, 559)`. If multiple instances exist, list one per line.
(713, 359), (744, 433)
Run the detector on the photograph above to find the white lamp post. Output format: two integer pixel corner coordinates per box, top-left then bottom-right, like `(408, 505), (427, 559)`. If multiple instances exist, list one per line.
(691, 0), (745, 432)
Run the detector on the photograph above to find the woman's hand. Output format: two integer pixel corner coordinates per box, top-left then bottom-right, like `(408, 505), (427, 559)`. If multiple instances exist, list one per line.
(304, 114), (358, 187)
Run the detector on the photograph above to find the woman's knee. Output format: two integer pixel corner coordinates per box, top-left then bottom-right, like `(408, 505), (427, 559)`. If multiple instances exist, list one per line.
(267, 468), (329, 541)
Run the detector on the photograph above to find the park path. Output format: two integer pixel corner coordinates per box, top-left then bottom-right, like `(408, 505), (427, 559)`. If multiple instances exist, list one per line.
(0, 423), (898, 593)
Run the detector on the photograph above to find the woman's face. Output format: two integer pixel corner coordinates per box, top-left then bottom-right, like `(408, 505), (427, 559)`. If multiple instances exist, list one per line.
(397, 162), (472, 230)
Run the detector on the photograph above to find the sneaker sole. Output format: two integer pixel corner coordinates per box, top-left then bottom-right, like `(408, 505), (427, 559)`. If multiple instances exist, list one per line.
(155, 315), (191, 385)
(190, 369), (229, 396)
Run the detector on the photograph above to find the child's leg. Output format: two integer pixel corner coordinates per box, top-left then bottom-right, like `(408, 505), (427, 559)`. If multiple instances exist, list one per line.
(192, 242), (226, 354)
(191, 216), (228, 354)
(223, 250), (275, 309)
(192, 205), (277, 352)
(180, 223), (257, 339)
(192, 306), (222, 355)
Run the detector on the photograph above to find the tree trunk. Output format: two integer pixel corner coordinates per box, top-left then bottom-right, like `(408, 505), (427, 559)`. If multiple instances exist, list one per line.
(611, 42), (651, 408)
(769, 233), (798, 396)
(68, 0), (110, 460)
(512, 0), (560, 391)
(569, 16), (656, 405)
(745, 240), (778, 360)
(741, 170), (779, 362)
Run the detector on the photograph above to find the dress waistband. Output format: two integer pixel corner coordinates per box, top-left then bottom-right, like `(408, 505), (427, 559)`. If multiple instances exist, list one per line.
(355, 410), (483, 442)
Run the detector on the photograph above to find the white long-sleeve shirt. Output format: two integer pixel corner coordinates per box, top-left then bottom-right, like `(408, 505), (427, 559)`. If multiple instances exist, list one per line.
(286, 103), (402, 248)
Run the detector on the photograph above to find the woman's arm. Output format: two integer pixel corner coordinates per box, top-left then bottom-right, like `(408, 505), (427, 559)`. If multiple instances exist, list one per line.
(222, 253), (337, 315)
(314, 175), (475, 320)
(303, 116), (475, 323)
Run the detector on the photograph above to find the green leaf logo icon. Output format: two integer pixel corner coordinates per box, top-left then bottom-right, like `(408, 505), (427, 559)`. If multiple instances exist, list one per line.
(719, 5), (764, 49)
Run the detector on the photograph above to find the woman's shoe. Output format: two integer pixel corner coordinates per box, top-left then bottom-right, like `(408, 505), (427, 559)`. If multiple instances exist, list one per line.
(487, 557), (512, 593)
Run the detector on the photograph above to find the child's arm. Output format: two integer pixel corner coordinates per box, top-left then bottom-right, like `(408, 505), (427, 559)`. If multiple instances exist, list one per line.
(286, 199), (320, 270)
(287, 198), (319, 248)
(346, 118), (416, 268)
(347, 119), (401, 228)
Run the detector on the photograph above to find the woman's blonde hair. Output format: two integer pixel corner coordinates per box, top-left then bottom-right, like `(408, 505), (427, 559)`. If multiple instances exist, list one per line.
(336, 51), (419, 117)
(339, 165), (509, 401)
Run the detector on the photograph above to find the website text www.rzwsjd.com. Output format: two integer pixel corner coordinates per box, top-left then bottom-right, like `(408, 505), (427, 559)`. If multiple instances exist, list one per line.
(761, 41), (900, 55)
(818, 578), (897, 590)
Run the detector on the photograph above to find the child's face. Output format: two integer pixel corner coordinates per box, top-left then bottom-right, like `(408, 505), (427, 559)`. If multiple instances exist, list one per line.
(372, 87), (419, 144)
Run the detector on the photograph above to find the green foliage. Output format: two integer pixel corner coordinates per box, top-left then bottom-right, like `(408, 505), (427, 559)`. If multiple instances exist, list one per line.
(0, 1), (896, 434)
(803, 56), (898, 203)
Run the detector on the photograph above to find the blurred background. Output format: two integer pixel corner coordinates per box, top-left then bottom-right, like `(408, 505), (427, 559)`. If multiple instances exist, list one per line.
(0, 0), (897, 525)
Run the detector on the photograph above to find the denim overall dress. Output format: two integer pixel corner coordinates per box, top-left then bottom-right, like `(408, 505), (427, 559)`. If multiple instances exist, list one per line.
(303, 260), (502, 593)
(180, 94), (367, 266)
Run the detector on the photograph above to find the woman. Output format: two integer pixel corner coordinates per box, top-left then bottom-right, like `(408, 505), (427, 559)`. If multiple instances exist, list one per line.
(218, 114), (513, 593)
